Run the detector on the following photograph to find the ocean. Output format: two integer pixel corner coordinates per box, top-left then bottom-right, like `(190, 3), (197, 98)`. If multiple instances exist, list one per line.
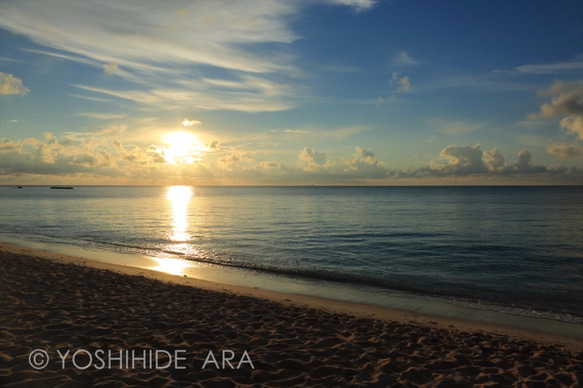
(1, 185), (582, 325)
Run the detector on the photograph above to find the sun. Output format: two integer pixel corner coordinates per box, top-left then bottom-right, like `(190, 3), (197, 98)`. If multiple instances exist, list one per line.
(162, 131), (204, 164)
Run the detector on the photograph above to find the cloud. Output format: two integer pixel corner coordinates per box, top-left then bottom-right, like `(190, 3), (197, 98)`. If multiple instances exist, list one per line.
(0, 1), (380, 114)
(103, 62), (119, 75)
(298, 147), (327, 172)
(422, 72), (532, 93)
(270, 129), (310, 134)
(0, 132), (216, 184)
(530, 81), (583, 158)
(516, 55), (583, 74)
(1, 133), (580, 184)
(326, 0), (378, 13)
(422, 144), (549, 176)
(0, 0), (299, 74)
(72, 77), (296, 112)
(76, 113), (126, 120)
(0, 0), (305, 113)
(0, 72), (30, 96)
(547, 143), (583, 158)
(388, 72), (411, 95)
(297, 146), (390, 181)
(217, 153), (256, 172)
(182, 118), (202, 127)
(427, 118), (486, 135)
(436, 144), (487, 174)
(391, 51), (420, 67)
(0, 138), (23, 153)
(391, 72), (410, 92)
(208, 140), (221, 150)
(533, 82), (583, 119)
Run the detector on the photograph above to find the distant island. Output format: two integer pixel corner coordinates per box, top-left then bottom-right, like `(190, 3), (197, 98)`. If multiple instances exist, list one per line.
(50, 186), (74, 190)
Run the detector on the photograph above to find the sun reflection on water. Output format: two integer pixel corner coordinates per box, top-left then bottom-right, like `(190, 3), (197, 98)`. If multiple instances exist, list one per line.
(150, 257), (192, 276)
(166, 185), (192, 243)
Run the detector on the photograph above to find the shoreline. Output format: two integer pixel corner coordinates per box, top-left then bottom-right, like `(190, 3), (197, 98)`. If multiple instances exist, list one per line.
(2, 238), (583, 340)
(1, 242), (582, 386)
(2, 241), (582, 350)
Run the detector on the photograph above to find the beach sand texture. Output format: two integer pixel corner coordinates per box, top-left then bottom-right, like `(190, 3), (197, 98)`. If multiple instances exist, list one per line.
(1, 245), (582, 387)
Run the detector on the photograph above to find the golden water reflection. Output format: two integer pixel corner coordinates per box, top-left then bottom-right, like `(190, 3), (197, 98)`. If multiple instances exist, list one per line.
(151, 257), (192, 276)
(166, 186), (192, 243)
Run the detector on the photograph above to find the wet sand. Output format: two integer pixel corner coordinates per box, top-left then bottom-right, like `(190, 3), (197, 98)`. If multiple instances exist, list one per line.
(1, 243), (582, 387)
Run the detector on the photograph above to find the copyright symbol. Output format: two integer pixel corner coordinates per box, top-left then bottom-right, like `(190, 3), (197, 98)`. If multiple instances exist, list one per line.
(29, 349), (49, 370)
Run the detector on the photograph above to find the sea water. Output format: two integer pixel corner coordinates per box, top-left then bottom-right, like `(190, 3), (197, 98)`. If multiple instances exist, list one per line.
(1, 185), (582, 324)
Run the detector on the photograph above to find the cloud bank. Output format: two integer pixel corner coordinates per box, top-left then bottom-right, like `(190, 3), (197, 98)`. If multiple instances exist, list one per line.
(2, 132), (579, 185)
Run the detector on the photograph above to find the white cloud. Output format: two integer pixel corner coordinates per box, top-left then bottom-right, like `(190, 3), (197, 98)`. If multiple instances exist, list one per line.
(298, 147), (327, 171)
(182, 118), (202, 127)
(0, 0), (298, 74)
(326, 0), (378, 13)
(217, 153), (256, 172)
(533, 82), (583, 119)
(72, 77), (296, 112)
(435, 144), (487, 174)
(530, 81), (583, 158)
(0, 0), (383, 114)
(516, 55), (583, 74)
(0, 132), (216, 184)
(1, 134), (581, 184)
(560, 116), (583, 140)
(391, 51), (420, 67)
(0, 72), (30, 96)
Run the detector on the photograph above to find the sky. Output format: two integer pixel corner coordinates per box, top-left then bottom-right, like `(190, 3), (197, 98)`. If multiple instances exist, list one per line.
(1, 0), (583, 185)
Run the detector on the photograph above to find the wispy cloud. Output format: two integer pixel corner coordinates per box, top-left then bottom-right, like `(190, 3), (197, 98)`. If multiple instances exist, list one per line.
(270, 129), (310, 134)
(427, 118), (486, 135)
(76, 113), (126, 120)
(517, 55), (583, 74)
(0, 0), (298, 74)
(21, 48), (98, 67)
(326, 0), (378, 13)
(72, 75), (296, 112)
(422, 72), (533, 93)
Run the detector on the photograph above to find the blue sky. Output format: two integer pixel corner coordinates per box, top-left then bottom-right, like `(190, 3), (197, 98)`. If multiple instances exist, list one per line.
(1, 0), (582, 185)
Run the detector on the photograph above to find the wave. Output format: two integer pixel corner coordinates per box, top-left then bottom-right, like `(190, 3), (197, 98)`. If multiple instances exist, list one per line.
(79, 237), (583, 325)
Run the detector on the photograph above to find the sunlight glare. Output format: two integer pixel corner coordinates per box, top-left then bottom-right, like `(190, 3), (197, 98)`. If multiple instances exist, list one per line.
(162, 131), (204, 164)
(151, 257), (191, 276)
(167, 185), (192, 242)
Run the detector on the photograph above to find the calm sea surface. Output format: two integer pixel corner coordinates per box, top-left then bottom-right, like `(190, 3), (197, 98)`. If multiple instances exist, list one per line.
(1, 186), (582, 323)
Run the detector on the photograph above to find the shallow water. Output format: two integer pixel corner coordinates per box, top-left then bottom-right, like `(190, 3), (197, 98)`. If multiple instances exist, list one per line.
(1, 185), (582, 323)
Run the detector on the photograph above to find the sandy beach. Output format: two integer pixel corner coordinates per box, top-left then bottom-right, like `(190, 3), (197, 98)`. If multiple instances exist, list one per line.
(1, 243), (582, 387)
